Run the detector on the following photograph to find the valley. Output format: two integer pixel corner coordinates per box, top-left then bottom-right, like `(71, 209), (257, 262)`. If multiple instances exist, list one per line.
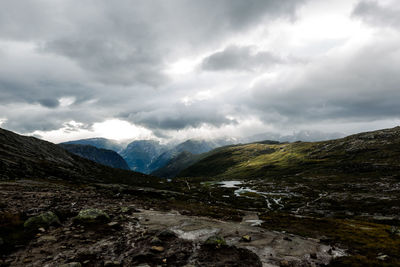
(1, 127), (400, 266)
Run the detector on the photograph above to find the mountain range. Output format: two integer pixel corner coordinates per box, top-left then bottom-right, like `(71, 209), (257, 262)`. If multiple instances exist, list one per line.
(61, 137), (234, 175)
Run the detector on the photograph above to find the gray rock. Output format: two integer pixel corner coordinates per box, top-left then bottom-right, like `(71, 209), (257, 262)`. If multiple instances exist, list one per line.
(37, 235), (57, 243)
(377, 254), (389, 261)
(150, 237), (162, 245)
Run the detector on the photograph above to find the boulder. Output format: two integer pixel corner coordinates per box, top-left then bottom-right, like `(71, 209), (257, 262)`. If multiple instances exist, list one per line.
(73, 209), (110, 225)
(24, 211), (60, 231)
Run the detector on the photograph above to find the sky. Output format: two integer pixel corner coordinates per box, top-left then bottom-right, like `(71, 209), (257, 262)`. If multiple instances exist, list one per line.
(1, 0), (400, 143)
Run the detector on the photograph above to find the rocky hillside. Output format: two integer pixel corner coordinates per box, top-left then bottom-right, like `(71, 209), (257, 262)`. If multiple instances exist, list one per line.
(0, 128), (153, 185)
(59, 144), (130, 170)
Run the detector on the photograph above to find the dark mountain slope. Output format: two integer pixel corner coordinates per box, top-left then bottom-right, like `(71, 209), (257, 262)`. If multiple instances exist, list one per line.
(151, 151), (202, 178)
(59, 144), (130, 170)
(61, 137), (123, 152)
(0, 128), (154, 185)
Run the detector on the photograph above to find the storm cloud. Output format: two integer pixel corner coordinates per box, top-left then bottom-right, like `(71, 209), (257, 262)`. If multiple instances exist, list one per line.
(353, 0), (400, 29)
(0, 0), (399, 142)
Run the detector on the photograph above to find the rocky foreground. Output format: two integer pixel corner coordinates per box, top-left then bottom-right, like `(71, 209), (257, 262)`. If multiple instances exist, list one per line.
(0, 180), (344, 267)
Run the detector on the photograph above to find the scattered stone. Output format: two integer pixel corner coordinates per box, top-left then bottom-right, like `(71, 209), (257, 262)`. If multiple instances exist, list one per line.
(104, 260), (121, 266)
(38, 227), (46, 232)
(24, 211), (60, 231)
(241, 235), (252, 242)
(59, 262), (82, 267)
(157, 229), (177, 239)
(204, 235), (227, 248)
(120, 206), (139, 214)
(280, 260), (290, 267)
(388, 226), (400, 236)
(107, 221), (121, 229)
(377, 254), (389, 261)
(37, 235), (57, 243)
(150, 237), (162, 245)
(150, 246), (165, 252)
(310, 252), (317, 259)
(73, 209), (110, 225)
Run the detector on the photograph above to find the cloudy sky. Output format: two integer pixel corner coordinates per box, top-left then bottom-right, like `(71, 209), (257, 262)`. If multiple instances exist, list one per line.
(1, 0), (400, 143)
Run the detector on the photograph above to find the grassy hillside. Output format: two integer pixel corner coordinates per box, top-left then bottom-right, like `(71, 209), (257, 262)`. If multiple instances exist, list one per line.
(179, 126), (400, 180)
(174, 127), (400, 266)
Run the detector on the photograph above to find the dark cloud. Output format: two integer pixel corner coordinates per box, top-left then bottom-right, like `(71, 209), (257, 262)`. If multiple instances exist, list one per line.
(42, 38), (167, 86)
(202, 45), (283, 72)
(352, 1), (400, 28)
(123, 101), (238, 130)
(38, 98), (60, 108)
(250, 38), (400, 125)
(0, 0), (306, 134)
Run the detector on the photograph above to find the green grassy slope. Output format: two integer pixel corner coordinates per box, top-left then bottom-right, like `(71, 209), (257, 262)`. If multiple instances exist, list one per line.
(179, 126), (400, 180)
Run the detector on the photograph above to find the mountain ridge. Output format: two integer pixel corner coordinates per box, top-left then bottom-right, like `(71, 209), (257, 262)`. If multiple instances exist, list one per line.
(0, 127), (154, 185)
(59, 143), (130, 170)
(178, 126), (400, 179)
